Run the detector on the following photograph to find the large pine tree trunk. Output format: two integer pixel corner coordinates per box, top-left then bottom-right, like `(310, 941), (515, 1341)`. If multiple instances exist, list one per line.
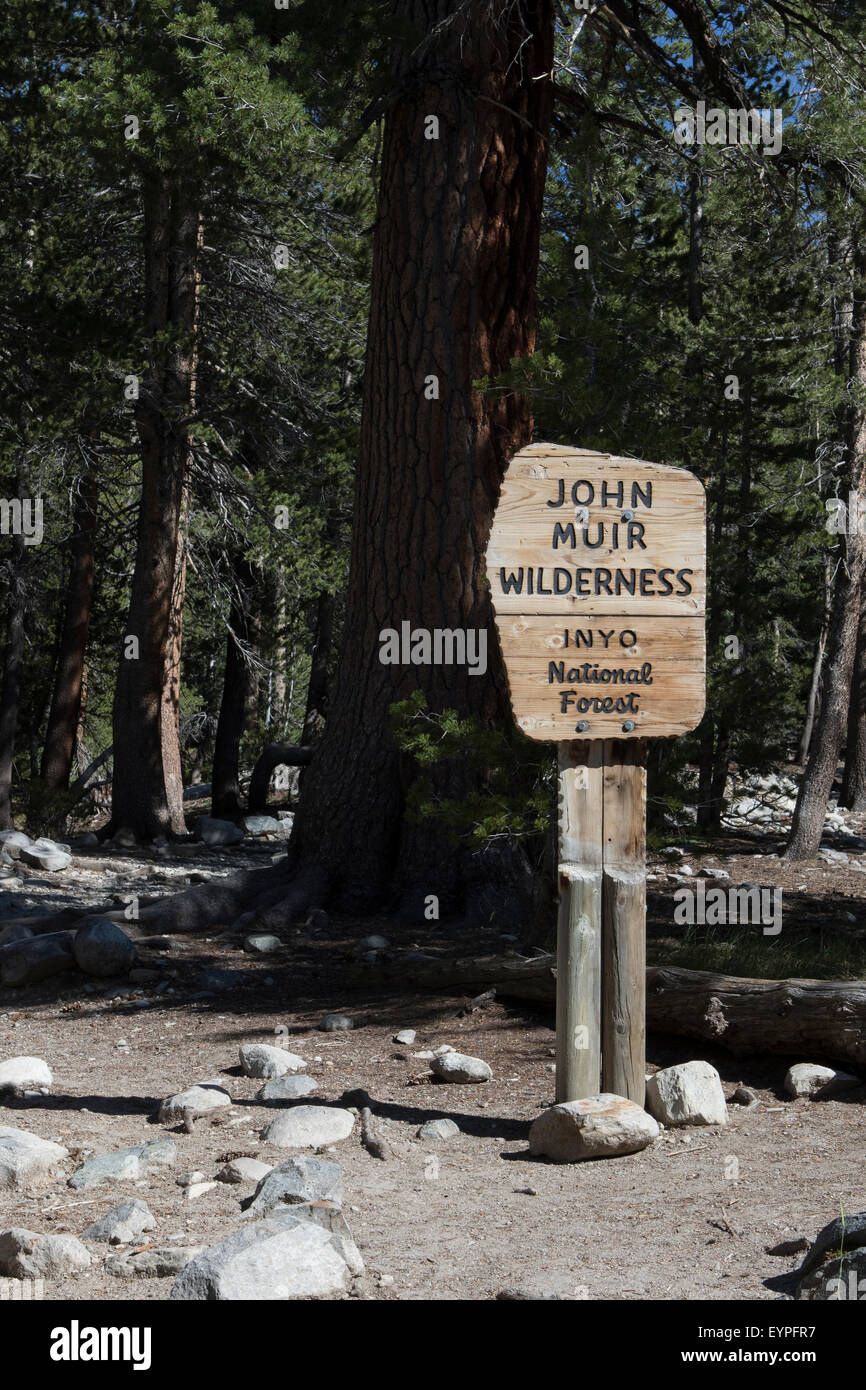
(109, 175), (200, 839)
(841, 578), (866, 808)
(41, 474), (98, 790)
(291, 0), (555, 910)
(786, 234), (866, 860)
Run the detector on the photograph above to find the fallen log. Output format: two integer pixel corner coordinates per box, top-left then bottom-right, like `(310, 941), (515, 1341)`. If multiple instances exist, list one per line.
(343, 953), (866, 1069)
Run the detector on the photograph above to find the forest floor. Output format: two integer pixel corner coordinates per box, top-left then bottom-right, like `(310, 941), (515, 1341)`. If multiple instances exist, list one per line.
(1, 813), (865, 1301)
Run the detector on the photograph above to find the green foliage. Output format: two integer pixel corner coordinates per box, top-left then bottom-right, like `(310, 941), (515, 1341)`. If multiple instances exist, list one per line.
(389, 692), (554, 849)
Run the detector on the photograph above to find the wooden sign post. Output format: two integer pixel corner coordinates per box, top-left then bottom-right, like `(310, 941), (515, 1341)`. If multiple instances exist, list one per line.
(488, 445), (706, 1105)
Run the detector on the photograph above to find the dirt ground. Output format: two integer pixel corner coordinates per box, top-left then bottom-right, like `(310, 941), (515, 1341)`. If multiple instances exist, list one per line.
(1, 834), (865, 1302)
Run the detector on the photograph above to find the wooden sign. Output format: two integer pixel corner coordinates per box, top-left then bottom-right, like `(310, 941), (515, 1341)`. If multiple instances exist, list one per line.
(488, 444), (706, 740)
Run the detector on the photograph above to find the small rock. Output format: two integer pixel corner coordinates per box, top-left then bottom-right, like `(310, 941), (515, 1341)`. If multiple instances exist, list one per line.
(243, 934), (281, 955)
(0, 1056), (52, 1094)
(240, 815), (282, 836)
(73, 919), (137, 978)
(784, 1063), (861, 1099)
(177, 1170), (206, 1187)
(413, 1050), (435, 1060)
(430, 1052), (492, 1084)
(260, 1105), (356, 1150)
(170, 1205), (363, 1300)
(68, 1138), (177, 1190)
(529, 1094), (659, 1162)
(158, 1083), (232, 1125)
(0, 831), (32, 859)
(82, 1199), (156, 1245)
(216, 1158), (272, 1186)
(18, 838), (72, 872)
(255, 1075), (318, 1104)
(106, 1246), (206, 1278)
(0, 1228), (91, 1277)
(393, 1029), (416, 1045)
(0, 1127), (69, 1190)
(319, 1014), (354, 1032)
(242, 1156), (343, 1218)
(238, 1043), (306, 1079)
(196, 817), (244, 846)
(0, 931), (76, 987)
(730, 1084), (759, 1109)
(417, 1118), (460, 1141)
(184, 1181), (217, 1201)
(646, 1061), (728, 1127)
(433, 1044), (455, 1055)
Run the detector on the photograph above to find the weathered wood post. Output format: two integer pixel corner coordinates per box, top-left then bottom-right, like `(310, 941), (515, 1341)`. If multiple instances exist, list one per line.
(487, 445), (706, 1107)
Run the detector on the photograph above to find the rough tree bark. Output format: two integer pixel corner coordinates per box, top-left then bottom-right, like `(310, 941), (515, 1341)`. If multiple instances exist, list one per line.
(787, 231), (866, 859)
(41, 474), (98, 789)
(109, 175), (201, 839)
(291, 0), (555, 912)
(841, 577), (866, 808)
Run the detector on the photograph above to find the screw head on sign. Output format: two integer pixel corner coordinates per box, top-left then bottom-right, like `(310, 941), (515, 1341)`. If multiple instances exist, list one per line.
(622, 720), (635, 732)
(576, 720), (590, 732)
(621, 509), (634, 521)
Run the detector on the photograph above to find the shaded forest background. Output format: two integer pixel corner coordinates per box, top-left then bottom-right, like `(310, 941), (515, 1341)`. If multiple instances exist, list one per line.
(2, 0), (866, 924)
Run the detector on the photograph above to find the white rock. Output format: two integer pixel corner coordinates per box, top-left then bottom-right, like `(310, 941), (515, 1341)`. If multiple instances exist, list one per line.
(82, 1199), (156, 1245)
(0, 1057), (52, 1093)
(158, 1083), (232, 1124)
(256, 1075), (318, 1104)
(184, 1182), (217, 1201)
(0, 1127), (69, 1190)
(393, 1030), (416, 1045)
(433, 1044), (455, 1055)
(170, 1206), (362, 1300)
(238, 1044), (306, 1079)
(430, 1052), (492, 1084)
(784, 1063), (860, 1099)
(19, 839), (72, 872)
(216, 1157), (272, 1185)
(0, 1228), (91, 1277)
(417, 1118), (460, 1141)
(243, 935), (281, 955)
(529, 1094), (659, 1161)
(646, 1061), (728, 1127)
(261, 1105), (356, 1149)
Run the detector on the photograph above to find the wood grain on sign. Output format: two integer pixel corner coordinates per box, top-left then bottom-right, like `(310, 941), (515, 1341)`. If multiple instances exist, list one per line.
(488, 444), (706, 740)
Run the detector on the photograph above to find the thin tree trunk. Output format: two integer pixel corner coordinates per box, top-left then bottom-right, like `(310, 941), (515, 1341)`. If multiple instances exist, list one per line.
(798, 555), (834, 765)
(787, 233), (866, 859)
(109, 174), (200, 839)
(0, 471), (28, 827)
(300, 588), (334, 745)
(42, 474), (98, 789)
(212, 554), (257, 816)
(292, 0), (555, 910)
